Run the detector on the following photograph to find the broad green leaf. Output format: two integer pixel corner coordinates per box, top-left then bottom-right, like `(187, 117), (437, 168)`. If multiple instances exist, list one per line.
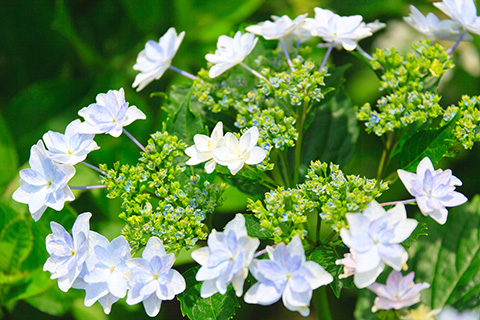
(309, 245), (352, 298)
(25, 282), (80, 316)
(178, 267), (240, 320)
(0, 113), (18, 192)
(0, 216), (33, 272)
(402, 221), (428, 249)
(244, 214), (273, 239)
(303, 89), (359, 169)
(72, 297), (109, 320)
(409, 195), (480, 310)
(4, 268), (53, 304)
(397, 115), (459, 172)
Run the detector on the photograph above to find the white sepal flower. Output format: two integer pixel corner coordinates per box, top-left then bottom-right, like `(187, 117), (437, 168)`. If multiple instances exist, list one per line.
(191, 214), (260, 298)
(434, 0), (480, 35)
(185, 121), (224, 173)
(126, 237), (185, 317)
(404, 5), (472, 41)
(43, 212), (92, 292)
(78, 88), (146, 137)
(304, 8), (373, 50)
(368, 271), (430, 312)
(438, 307), (480, 320)
(12, 140), (75, 221)
(81, 236), (132, 314)
(205, 31), (258, 78)
(244, 236), (333, 317)
(397, 157), (467, 225)
(340, 201), (418, 288)
(43, 119), (99, 165)
(212, 126), (267, 175)
(132, 28), (185, 91)
(246, 14), (308, 40)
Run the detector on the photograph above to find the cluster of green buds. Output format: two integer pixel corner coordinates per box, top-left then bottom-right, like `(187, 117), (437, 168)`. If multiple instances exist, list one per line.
(444, 95), (480, 149)
(100, 131), (226, 253)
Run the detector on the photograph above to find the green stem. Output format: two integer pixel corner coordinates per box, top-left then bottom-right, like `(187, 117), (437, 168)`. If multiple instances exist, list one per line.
(279, 150), (291, 188)
(376, 132), (395, 181)
(316, 213), (322, 244)
(270, 149), (286, 186)
(324, 230), (337, 245)
(313, 286), (333, 320)
(293, 100), (308, 185)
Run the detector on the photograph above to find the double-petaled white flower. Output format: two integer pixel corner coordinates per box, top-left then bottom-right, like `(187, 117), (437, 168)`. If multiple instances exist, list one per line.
(185, 121), (224, 173)
(43, 212), (92, 292)
(205, 31), (258, 78)
(404, 5), (472, 41)
(132, 28), (185, 91)
(304, 8), (374, 51)
(12, 140), (75, 221)
(340, 201), (418, 288)
(212, 127), (267, 175)
(244, 236), (333, 317)
(246, 14), (309, 41)
(43, 119), (99, 165)
(397, 157), (467, 225)
(191, 214), (260, 298)
(434, 0), (480, 36)
(368, 271), (430, 312)
(78, 88), (146, 137)
(126, 237), (186, 317)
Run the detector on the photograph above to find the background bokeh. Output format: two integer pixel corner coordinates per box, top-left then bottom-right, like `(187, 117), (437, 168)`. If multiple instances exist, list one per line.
(2, 0), (480, 319)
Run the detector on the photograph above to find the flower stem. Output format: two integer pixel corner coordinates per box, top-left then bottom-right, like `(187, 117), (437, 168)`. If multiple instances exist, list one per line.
(70, 185), (108, 190)
(313, 286), (333, 320)
(240, 62), (271, 85)
(281, 40), (295, 72)
(81, 161), (106, 175)
(376, 132), (394, 181)
(380, 199), (416, 206)
(169, 65), (198, 81)
(123, 128), (148, 154)
(254, 242), (282, 258)
(293, 100), (308, 185)
(319, 43), (334, 72)
(356, 44), (374, 60)
(446, 31), (465, 55)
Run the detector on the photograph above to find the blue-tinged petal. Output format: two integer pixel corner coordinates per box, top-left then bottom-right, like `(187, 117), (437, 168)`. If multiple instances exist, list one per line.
(288, 275), (310, 293)
(301, 261), (333, 289)
(286, 236), (306, 263)
(244, 282), (283, 305)
(255, 260), (286, 283)
(354, 262), (384, 288)
(440, 191), (467, 207)
(167, 269), (186, 295)
(355, 247), (381, 273)
(224, 214), (248, 238)
(200, 280), (218, 298)
(108, 272), (128, 298)
(282, 282), (312, 315)
(98, 293), (120, 315)
(377, 244), (407, 270)
(191, 247), (210, 266)
(143, 293), (162, 317)
(126, 284), (145, 305)
(143, 237), (167, 262)
(391, 218), (418, 243)
(139, 280), (158, 297)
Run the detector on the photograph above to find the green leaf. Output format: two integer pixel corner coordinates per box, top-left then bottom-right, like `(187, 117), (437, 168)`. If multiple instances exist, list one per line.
(303, 89), (359, 168)
(402, 221), (428, 249)
(178, 267), (240, 320)
(244, 214), (273, 239)
(409, 195), (480, 310)
(25, 281), (81, 316)
(0, 216), (33, 272)
(397, 115), (459, 172)
(309, 245), (352, 298)
(0, 113), (18, 192)
(4, 268), (54, 304)
(353, 289), (378, 320)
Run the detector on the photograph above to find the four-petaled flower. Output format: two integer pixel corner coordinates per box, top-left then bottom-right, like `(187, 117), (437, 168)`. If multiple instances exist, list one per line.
(434, 0), (480, 36)
(78, 88), (146, 137)
(43, 119), (100, 165)
(397, 157), (467, 224)
(212, 126), (267, 175)
(404, 5), (472, 41)
(127, 237), (186, 317)
(185, 121), (224, 173)
(304, 8), (374, 50)
(246, 14), (309, 40)
(368, 271), (430, 312)
(132, 28), (185, 91)
(43, 212), (91, 292)
(340, 201), (418, 288)
(244, 236), (333, 317)
(191, 214), (260, 298)
(12, 140), (75, 221)
(205, 31), (258, 78)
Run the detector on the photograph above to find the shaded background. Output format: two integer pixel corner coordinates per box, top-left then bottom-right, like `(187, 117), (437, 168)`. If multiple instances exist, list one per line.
(2, 0), (480, 319)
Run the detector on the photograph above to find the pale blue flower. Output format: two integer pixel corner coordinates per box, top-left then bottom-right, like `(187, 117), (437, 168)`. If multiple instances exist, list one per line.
(78, 88), (146, 137)
(43, 119), (99, 165)
(132, 28), (185, 91)
(12, 140), (75, 221)
(126, 237), (185, 317)
(246, 14), (309, 40)
(244, 236), (333, 317)
(398, 157), (467, 224)
(434, 0), (480, 36)
(340, 201), (418, 288)
(368, 271), (430, 312)
(43, 212), (91, 292)
(80, 236), (132, 314)
(438, 307), (480, 320)
(191, 214), (260, 298)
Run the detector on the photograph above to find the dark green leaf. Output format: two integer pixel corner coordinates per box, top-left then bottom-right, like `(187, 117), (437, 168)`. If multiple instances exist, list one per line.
(409, 195), (480, 310)
(402, 221), (428, 249)
(0, 113), (18, 192)
(303, 89), (359, 169)
(4, 268), (54, 304)
(178, 267), (240, 320)
(0, 216), (33, 272)
(244, 214), (273, 239)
